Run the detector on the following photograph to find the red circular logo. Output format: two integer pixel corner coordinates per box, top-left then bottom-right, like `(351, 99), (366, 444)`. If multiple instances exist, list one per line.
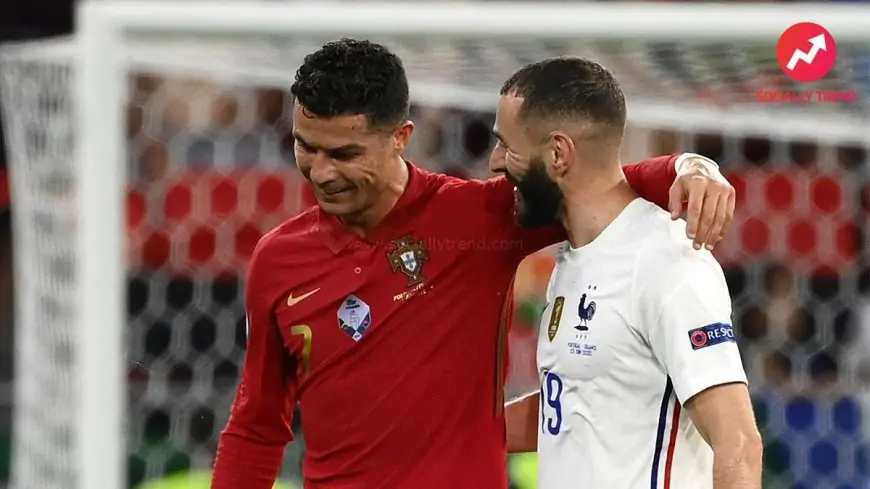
(776, 22), (837, 82)
(690, 331), (708, 348)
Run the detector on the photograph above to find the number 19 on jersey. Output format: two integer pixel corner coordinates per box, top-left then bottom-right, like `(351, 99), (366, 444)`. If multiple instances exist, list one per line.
(540, 370), (563, 435)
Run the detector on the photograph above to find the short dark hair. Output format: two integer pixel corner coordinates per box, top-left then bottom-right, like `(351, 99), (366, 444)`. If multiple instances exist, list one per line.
(291, 38), (410, 130)
(500, 57), (626, 141)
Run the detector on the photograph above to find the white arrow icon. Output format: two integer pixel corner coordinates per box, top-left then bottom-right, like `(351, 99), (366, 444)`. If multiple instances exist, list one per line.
(786, 34), (827, 71)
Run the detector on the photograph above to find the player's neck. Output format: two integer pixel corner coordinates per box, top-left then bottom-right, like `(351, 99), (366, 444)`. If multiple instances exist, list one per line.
(344, 157), (409, 234)
(559, 164), (637, 249)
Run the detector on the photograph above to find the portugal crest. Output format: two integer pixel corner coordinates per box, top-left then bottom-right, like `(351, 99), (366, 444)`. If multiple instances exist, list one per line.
(387, 235), (429, 287)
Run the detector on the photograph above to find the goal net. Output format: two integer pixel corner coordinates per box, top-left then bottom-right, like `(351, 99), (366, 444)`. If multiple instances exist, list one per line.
(1, 2), (869, 488)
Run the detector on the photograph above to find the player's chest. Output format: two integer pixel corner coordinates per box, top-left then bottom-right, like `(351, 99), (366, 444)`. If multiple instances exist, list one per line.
(536, 264), (641, 380)
(272, 231), (493, 365)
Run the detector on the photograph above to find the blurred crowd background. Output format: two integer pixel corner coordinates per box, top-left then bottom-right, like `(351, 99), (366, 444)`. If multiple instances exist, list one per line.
(2, 1), (870, 489)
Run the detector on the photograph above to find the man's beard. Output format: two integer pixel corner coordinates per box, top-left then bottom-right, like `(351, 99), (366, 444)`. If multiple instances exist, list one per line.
(508, 156), (564, 229)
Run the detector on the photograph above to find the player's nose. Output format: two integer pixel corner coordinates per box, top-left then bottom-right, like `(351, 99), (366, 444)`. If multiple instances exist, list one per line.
(307, 153), (341, 184)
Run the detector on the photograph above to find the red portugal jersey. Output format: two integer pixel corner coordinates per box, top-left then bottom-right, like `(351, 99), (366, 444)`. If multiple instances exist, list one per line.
(212, 156), (678, 489)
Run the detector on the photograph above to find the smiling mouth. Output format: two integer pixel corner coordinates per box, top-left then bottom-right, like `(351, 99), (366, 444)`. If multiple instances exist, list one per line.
(321, 187), (353, 196)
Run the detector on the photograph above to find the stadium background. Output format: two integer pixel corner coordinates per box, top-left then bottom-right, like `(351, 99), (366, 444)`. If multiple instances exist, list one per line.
(1, 1), (870, 488)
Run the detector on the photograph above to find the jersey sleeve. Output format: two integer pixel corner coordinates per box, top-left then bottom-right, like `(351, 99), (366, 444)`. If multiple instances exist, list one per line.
(623, 154), (679, 211)
(634, 239), (747, 405)
(212, 241), (298, 489)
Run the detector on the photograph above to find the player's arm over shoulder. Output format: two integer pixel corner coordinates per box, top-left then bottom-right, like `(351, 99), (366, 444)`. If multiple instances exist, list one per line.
(431, 174), (565, 257)
(633, 233), (761, 487)
(471, 155), (681, 256)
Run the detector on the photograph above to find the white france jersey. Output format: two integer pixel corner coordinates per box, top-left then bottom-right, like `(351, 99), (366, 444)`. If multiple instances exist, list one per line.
(536, 198), (747, 489)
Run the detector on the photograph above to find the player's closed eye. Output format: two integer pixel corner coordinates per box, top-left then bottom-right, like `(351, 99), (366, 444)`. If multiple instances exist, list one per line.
(491, 131), (508, 150)
(297, 140), (316, 153)
(328, 150), (359, 162)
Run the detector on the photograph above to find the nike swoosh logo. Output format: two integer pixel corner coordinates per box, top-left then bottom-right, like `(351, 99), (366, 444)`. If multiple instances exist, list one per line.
(287, 288), (320, 307)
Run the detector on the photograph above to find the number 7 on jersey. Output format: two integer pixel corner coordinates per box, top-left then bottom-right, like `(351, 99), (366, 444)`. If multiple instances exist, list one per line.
(291, 324), (312, 374)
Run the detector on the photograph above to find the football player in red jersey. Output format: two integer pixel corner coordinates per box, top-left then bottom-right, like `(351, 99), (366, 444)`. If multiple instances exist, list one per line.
(211, 39), (736, 489)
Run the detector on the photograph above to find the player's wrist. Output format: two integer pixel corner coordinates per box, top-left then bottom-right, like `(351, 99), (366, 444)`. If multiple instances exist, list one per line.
(675, 153), (723, 181)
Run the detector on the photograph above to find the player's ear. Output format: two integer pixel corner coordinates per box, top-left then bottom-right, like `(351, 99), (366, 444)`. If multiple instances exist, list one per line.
(392, 121), (415, 152)
(547, 131), (574, 177)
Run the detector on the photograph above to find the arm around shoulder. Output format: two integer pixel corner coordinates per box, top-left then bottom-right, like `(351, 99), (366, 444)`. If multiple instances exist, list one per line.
(623, 154), (679, 210)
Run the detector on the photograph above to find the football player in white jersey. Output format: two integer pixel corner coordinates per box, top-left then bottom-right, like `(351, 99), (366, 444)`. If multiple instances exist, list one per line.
(493, 58), (762, 489)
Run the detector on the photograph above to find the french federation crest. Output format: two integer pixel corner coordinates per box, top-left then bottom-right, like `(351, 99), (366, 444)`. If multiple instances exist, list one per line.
(337, 294), (373, 342)
(574, 285), (597, 332)
(387, 235), (429, 287)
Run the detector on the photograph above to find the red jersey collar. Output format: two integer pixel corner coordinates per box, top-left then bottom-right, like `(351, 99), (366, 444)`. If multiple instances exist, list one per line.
(315, 161), (428, 253)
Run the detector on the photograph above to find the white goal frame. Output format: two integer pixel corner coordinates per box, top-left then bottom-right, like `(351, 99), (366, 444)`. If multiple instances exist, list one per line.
(35, 2), (870, 488)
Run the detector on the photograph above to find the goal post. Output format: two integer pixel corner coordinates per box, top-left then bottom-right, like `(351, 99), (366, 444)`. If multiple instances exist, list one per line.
(78, 1), (870, 143)
(77, 7), (128, 489)
(2, 2), (870, 488)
